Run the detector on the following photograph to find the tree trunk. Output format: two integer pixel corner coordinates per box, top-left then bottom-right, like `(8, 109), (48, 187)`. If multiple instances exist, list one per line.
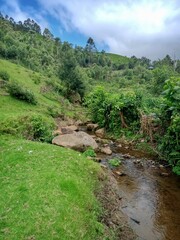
(119, 111), (128, 128)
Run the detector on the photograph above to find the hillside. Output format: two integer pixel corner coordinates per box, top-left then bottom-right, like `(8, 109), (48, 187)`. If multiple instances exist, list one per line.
(0, 13), (179, 172)
(0, 59), (113, 239)
(0, 11), (179, 240)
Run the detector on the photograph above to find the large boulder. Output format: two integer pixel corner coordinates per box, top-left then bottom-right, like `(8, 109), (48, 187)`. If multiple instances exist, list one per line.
(52, 131), (98, 151)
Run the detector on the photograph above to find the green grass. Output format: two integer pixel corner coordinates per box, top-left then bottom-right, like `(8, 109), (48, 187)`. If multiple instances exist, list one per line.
(0, 135), (105, 240)
(0, 59), (88, 132)
(106, 53), (130, 65)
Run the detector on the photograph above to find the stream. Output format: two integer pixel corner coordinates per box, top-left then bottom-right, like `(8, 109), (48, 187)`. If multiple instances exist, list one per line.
(77, 125), (180, 239)
(99, 147), (180, 240)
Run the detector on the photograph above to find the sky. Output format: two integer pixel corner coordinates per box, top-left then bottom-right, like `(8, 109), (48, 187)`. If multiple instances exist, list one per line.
(0, 0), (180, 60)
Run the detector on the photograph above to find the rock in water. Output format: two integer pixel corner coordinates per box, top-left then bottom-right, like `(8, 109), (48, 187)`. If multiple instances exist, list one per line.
(95, 128), (105, 138)
(100, 146), (112, 155)
(52, 131), (98, 151)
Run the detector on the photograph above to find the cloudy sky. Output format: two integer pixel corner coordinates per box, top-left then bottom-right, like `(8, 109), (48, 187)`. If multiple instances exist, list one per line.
(1, 0), (180, 59)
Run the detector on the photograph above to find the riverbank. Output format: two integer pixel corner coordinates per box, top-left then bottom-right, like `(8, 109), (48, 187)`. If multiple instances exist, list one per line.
(96, 168), (137, 240)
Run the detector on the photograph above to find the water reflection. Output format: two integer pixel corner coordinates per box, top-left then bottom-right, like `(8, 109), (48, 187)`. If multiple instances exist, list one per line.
(115, 158), (180, 240)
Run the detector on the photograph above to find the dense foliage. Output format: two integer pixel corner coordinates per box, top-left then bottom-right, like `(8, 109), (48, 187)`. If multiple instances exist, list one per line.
(85, 87), (141, 134)
(158, 77), (180, 174)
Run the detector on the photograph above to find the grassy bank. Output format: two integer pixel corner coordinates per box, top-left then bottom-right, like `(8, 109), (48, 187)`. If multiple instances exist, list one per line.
(0, 135), (107, 240)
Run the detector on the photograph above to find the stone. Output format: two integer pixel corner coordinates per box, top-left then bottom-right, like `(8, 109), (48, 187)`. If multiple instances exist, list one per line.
(123, 154), (131, 159)
(160, 172), (170, 177)
(100, 146), (112, 155)
(53, 129), (62, 136)
(52, 131), (98, 151)
(159, 164), (165, 169)
(115, 171), (126, 176)
(87, 123), (99, 131)
(95, 128), (105, 138)
(75, 120), (83, 126)
(61, 125), (78, 134)
(117, 144), (122, 148)
(100, 164), (107, 169)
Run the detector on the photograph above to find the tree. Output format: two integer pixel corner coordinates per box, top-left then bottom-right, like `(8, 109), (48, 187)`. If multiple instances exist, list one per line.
(43, 28), (54, 39)
(59, 51), (85, 99)
(85, 37), (97, 52)
(23, 18), (41, 33)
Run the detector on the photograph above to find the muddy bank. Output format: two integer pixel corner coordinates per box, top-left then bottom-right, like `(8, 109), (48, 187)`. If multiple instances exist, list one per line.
(97, 168), (137, 240)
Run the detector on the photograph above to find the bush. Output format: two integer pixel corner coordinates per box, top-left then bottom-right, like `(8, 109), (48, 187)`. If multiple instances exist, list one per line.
(0, 115), (55, 143)
(83, 147), (96, 157)
(0, 70), (10, 81)
(7, 81), (37, 104)
(84, 86), (141, 135)
(158, 77), (180, 175)
(108, 158), (122, 167)
(25, 115), (55, 142)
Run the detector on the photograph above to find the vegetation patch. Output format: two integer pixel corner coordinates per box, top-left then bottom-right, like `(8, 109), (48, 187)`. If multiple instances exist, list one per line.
(0, 70), (10, 81)
(7, 81), (37, 104)
(0, 114), (55, 142)
(83, 147), (97, 158)
(108, 158), (122, 167)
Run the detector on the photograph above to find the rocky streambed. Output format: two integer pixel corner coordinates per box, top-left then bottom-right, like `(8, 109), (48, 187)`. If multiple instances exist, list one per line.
(52, 121), (180, 240)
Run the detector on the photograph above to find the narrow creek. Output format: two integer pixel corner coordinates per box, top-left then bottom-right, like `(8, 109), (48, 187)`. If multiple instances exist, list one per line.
(55, 122), (180, 239)
(98, 147), (180, 240)
(79, 126), (180, 240)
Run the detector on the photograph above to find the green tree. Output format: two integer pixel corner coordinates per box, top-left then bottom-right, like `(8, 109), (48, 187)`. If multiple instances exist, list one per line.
(43, 28), (54, 39)
(59, 51), (85, 99)
(85, 37), (97, 53)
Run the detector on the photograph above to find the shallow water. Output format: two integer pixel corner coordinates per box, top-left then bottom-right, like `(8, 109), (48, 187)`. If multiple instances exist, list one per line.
(103, 153), (180, 240)
(81, 126), (180, 239)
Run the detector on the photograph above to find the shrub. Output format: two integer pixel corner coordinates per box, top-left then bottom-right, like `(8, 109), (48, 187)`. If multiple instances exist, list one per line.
(0, 115), (55, 143)
(0, 70), (10, 81)
(108, 158), (122, 167)
(158, 77), (180, 175)
(83, 147), (96, 157)
(84, 86), (141, 135)
(7, 81), (37, 104)
(25, 115), (55, 142)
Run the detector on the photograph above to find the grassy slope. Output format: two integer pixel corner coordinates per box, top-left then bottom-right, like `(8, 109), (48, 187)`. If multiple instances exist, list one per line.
(0, 60), (107, 239)
(0, 59), (87, 123)
(107, 53), (130, 65)
(0, 136), (104, 240)
(0, 59), (57, 121)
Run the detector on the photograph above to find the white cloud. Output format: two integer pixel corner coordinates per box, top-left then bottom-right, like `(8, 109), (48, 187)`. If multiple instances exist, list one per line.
(37, 0), (180, 59)
(1, 0), (28, 21)
(1, 0), (180, 59)
(1, 0), (49, 32)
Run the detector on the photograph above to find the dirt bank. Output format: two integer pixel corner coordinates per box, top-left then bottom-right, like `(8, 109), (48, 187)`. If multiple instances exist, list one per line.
(97, 168), (137, 240)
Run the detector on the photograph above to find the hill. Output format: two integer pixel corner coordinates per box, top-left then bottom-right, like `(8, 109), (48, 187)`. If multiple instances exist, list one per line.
(0, 12), (179, 239)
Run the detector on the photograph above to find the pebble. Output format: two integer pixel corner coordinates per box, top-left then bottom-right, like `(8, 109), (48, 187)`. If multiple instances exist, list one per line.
(115, 171), (126, 176)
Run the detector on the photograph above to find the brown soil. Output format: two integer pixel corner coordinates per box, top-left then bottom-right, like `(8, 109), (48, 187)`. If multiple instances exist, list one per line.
(97, 167), (137, 240)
